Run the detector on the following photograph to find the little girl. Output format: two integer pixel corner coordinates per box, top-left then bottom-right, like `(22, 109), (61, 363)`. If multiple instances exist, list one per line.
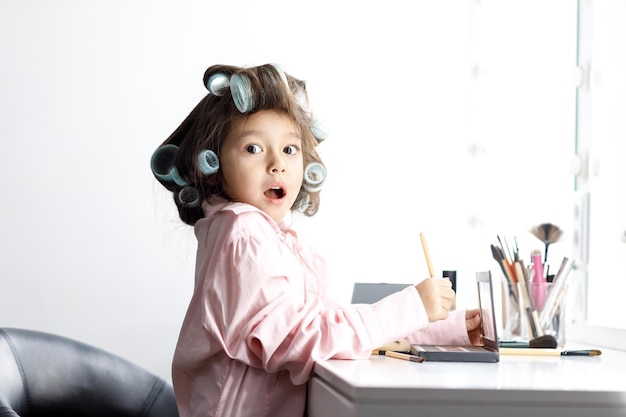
(151, 63), (482, 417)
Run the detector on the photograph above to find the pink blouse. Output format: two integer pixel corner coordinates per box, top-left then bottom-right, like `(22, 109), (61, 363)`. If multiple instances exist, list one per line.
(172, 201), (469, 417)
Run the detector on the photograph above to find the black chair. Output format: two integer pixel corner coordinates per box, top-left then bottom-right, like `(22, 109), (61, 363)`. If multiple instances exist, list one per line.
(0, 327), (179, 417)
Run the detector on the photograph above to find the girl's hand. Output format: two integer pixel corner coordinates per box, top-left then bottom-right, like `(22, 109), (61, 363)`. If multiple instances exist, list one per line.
(465, 308), (483, 346)
(415, 277), (455, 322)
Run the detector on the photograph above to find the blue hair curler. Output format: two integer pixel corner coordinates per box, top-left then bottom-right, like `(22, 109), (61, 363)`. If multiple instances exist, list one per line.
(303, 162), (326, 193)
(270, 63), (289, 87)
(178, 186), (200, 207)
(206, 73), (230, 96)
(230, 73), (254, 113)
(198, 149), (219, 175)
(310, 119), (327, 142)
(150, 144), (189, 186)
(169, 167), (188, 187)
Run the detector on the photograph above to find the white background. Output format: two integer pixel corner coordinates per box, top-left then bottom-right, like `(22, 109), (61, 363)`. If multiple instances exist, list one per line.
(1, 0), (601, 381)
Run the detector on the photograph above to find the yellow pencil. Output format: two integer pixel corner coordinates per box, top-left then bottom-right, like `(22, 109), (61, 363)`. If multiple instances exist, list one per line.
(385, 350), (426, 363)
(419, 232), (436, 277)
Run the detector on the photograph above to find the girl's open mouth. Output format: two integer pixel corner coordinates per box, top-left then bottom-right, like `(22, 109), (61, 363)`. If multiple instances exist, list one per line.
(264, 186), (285, 199)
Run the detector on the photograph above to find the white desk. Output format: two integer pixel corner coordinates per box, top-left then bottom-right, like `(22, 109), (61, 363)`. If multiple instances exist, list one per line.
(309, 347), (626, 417)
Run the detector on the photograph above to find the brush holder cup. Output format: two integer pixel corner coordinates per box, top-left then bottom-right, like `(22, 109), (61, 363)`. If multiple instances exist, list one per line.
(501, 279), (567, 347)
(500, 277), (522, 341)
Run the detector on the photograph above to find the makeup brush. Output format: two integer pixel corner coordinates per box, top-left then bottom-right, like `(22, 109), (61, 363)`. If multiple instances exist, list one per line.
(530, 334), (558, 348)
(499, 348), (601, 357)
(490, 243), (518, 303)
(499, 334), (558, 349)
(530, 223), (563, 263)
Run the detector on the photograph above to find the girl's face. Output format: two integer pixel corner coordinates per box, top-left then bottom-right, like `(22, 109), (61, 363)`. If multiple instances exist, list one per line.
(220, 109), (304, 223)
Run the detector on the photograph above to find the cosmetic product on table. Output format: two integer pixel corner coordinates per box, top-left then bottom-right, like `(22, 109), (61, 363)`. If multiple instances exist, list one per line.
(490, 234), (572, 347)
(530, 249), (547, 310)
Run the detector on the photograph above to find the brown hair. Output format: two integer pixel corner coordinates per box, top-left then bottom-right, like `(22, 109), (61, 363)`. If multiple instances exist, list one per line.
(151, 64), (326, 226)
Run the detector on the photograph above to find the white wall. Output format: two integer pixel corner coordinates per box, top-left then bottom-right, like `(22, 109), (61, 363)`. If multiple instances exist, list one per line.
(0, 0), (576, 380)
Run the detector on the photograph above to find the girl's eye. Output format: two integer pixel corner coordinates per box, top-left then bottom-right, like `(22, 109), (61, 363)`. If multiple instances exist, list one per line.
(283, 145), (299, 155)
(245, 144), (262, 154)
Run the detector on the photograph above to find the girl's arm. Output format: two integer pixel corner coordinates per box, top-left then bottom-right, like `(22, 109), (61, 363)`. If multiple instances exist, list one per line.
(403, 309), (470, 345)
(198, 219), (431, 384)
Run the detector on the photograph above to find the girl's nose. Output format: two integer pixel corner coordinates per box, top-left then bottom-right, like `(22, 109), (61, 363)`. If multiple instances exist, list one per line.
(268, 151), (286, 174)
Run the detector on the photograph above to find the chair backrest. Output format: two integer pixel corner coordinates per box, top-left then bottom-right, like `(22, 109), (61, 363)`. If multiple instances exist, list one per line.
(0, 328), (179, 417)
